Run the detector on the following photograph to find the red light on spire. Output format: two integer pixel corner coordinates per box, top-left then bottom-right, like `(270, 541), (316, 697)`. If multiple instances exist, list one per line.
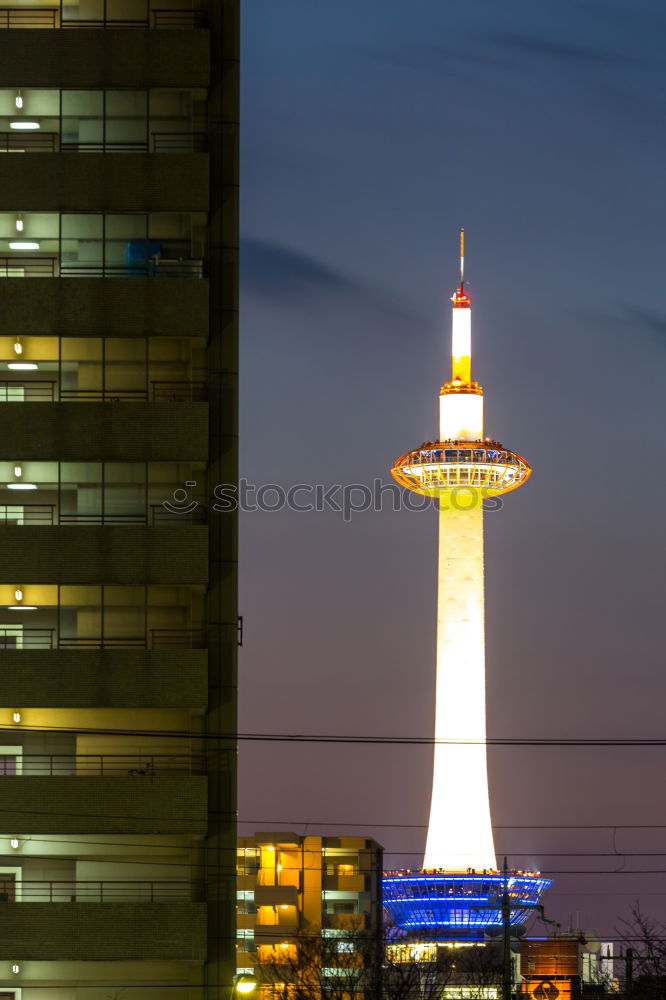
(452, 284), (470, 308)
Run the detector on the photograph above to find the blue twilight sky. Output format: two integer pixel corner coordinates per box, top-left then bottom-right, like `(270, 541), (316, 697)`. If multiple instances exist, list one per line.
(238, 0), (666, 936)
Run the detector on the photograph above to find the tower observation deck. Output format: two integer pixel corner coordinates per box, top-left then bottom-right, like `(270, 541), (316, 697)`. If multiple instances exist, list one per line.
(383, 234), (550, 941)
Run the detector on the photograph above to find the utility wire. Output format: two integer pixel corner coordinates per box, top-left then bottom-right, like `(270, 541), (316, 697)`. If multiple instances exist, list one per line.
(4, 721), (666, 746)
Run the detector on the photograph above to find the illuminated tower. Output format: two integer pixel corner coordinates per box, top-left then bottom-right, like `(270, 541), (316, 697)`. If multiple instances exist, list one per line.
(383, 234), (549, 940)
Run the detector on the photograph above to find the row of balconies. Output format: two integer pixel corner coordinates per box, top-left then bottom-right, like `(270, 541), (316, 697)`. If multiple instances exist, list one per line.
(0, 29), (210, 89)
(0, 524), (208, 577)
(0, 773), (206, 831)
(0, 901), (206, 959)
(0, 278), (208, 335)
(0, 648), (206, 706)
(0, 154), (207, 211)
(0, 402), (207, 457)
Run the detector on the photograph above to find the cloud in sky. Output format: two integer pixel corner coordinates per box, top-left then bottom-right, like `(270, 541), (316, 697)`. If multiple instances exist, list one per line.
(242, 237), (360, 301)
(241, 236), (420, 328)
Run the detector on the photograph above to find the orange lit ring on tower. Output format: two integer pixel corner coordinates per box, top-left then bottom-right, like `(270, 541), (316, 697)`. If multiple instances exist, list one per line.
(391, 441), (531, 497)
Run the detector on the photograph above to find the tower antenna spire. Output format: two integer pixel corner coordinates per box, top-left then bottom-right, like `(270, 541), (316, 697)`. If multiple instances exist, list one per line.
(459, 228), (465, 289)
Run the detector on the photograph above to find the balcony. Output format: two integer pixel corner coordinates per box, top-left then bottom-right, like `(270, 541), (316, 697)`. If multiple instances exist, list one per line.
(0, 278), (208, 336)
(0, 153), (209, 212)
(0, 255), (204, 277)
(0, 380), (207, 402)
(0, 503), (207, 524)
(0, 901), (206, 960)
(0, 131), (205, 152)
(0, 27), (210, 91)
(324, 873), (367, 892)
(0, 212), (206, 276)
(0, 774), (207, 832)
(0, 4), (207, 29)
(0, 752), (205, 775)
(0, 402), (208, 459)
(0, 628), (207, 649)
(254, 924), (299, 945)
(254, 885), (299, 907)
(0, 524), (208, 582)
(0, 647), (207, 707)
(8, 879), (204, 901)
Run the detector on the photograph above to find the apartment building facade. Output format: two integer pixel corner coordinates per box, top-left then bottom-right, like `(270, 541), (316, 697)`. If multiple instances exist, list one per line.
(237, 834), (384, 997)
(0, 0), (239, 997)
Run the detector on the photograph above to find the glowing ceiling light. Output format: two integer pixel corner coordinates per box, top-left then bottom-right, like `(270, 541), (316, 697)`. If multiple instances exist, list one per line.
(12, 712), (21, 723)
(8, 241), (39, 251)
(15, 214), (23, 233)
(8, 337), (37, 370)
(9, 121), (39, 130)
(11, 962), (19, 975)
(9, 838), (19, 849)
(8, 462), (38, 495)
(15, 91), (23, 110)
(8, 468), (37, 490)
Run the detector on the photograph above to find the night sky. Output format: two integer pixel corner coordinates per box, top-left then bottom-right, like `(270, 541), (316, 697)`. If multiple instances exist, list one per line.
(238, 0), (666, 939)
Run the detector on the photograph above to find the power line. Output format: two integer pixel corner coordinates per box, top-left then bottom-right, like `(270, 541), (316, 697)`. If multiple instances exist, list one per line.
(4, 721), (666, 747)
(239, 820), (666, 831)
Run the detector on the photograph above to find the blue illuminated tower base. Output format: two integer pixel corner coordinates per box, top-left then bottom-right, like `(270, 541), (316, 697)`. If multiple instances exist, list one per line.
(383, 871), (552, 943)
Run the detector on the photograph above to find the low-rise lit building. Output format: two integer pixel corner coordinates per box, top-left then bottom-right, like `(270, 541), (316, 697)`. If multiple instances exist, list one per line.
(237, 833), (383, 997)
(521, 936), (615, 1000)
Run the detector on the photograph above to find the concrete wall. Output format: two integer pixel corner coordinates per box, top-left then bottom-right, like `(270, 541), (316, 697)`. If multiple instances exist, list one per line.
(0, 650), (207, 708)
(0, 526), (208, 583)
(0, 278), (209, 336)
(0, 154), (209, 212)
(0, 902), (206, 959)
(0, 31), (210, 89)
(0, 776), (207, 833)
(0, 403), (208, 460)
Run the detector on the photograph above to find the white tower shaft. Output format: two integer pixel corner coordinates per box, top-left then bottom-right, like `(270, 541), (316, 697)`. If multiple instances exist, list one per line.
(423, 244), (497, 872)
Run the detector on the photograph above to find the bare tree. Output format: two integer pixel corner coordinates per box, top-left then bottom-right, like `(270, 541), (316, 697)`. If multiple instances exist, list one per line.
(617, 904), (666, 1000)
(256, 925), (503, 1000)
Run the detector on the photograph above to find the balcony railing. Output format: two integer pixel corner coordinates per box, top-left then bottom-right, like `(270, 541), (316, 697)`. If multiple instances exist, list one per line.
(0, 381), (207, 402)
(1, 880), (204, 902)
(0, 753), (205, 775)
(0, 7), (207, 29)
(0, 504), (55, 524)
(61, 261), (204, 278)
(0, 132), (59, 152)
(0, 504), (207, 526)
(0, 133), (207, 153)
(0, 258), (204, 278)
(0, 627), (207, 649)
(0, 380), (56, 400)
(0, 256), (56, 277)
